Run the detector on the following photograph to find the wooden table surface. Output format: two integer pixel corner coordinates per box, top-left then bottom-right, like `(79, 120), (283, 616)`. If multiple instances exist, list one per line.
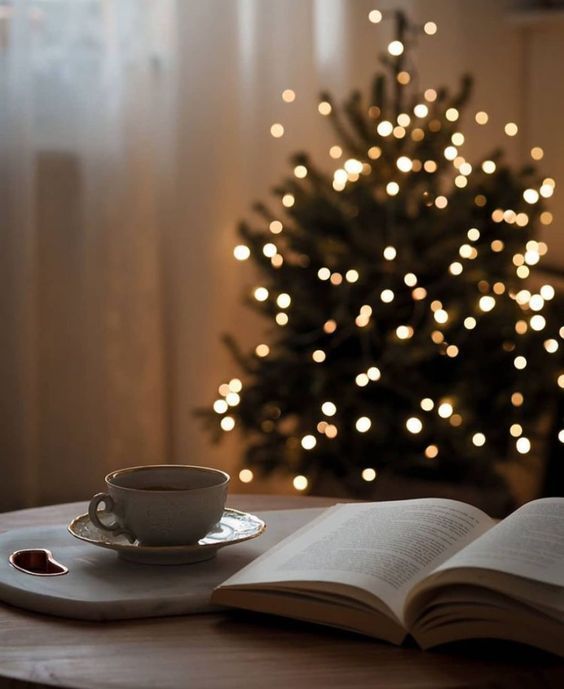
(0, 494), (563, 689)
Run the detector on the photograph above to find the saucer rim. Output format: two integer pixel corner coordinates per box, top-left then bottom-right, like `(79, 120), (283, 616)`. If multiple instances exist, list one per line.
(67, 508), (266, 553)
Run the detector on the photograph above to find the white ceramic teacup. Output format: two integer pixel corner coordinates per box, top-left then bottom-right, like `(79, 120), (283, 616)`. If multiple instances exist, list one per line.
(88, 465), (230, 546)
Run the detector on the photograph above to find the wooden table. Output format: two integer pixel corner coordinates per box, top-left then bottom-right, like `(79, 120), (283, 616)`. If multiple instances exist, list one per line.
(0, 495), (563, 689)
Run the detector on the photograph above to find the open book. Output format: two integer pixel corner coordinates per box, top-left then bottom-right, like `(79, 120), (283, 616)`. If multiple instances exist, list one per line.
(212, 498), (564, 656)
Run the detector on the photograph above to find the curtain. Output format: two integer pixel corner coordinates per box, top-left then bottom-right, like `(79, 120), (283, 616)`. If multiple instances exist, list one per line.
(0, 0), (176, 508)
(0, 0), (360, 509)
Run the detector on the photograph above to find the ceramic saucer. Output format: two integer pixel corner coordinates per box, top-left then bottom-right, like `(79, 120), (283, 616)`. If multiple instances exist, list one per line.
(68, 509), (266, 565)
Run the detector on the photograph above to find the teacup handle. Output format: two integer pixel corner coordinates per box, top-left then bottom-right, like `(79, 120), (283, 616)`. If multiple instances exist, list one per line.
(88, 493), (135, 543)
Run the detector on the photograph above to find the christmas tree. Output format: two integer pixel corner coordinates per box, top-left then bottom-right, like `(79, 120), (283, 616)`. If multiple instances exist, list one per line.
(200, 9), (562, 496)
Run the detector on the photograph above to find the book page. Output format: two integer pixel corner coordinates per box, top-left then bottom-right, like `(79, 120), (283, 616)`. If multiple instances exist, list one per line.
(433, 497), (564, 587)
(218, 499), (494, 621)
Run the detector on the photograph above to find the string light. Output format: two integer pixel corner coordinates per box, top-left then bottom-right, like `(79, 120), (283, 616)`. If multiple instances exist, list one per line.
(530, 315), (546, 331)
(414, 104), (429, 118)
(464, 317), (477, 330)
(282, 193), (295, 207)
(396, 325), (414, 339)
(276, 313), (288, 326)
(301, 435), (316, 450)
(425, 445), (439, 459)
(362, 468), (377, 481)
(404, 273), (417, 287)
(221, 416), (235, 431)
(368, 9), (383, 23)
(424, 89), (437, 102)
(431, 331), (444, 343)
(254, 287), (269, 301)
(325, 425), (338, 439)
(516, 437), (531, 454)
(322, 401), (336, 416)
(406, 417), (423, 433)
(294, 165), (308, 178)
(446, 108), (459, 122)
(514, 356), (527, 370)
(386, 181), (400, 196)
(318, 101), (332, 115)
(312, 349), (326, 363)
(324, 319), (337, 333)
(213, 400), (228, 414)
(270, 220), (283, 234)
(356, 373), (369, 387)
(270, 123), (284, 138)
(282, 89), (296, 103)
(529, 294), (544, 311)
(381, 289), (395, 303)
(263, 243), (277, 257)
(368, 146), (382, 159)
(523, 189), (539, 204)
(383, 246), (397, 260)
(377, 121), (393, 136)
(388, 40), (404, 56)
(276, 293), (291, 309)
(544, 339), (559, 354)
(504, 122), (518, 136)
(434, 309), (449, 324)
(239, 469), (254, 483)
(346, 269), (359, 283)
(234, 245), (251, 261)
(397, 156), (413, 172)
(226, 392), (240, 406)
(438, 402), (453, 418)
(541, 284), (555, 300)
(356, 416), (372, 432)
(472, 432), (486, 447)
(412, 287), (427, 300)
(479, 296), (496, 312)
(421, 398), (434, 411)
(255, 344), (270, 357)
(530, 146), (544, 160)
(424, 21), (437, 35)
(475, 111), (488, 125)
(318, 267), (330, 280)
(293, 475), (308, 491)
(367, 366), (381, 381)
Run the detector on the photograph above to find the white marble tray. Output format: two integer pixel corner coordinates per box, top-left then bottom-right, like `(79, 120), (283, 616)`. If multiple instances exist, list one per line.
(0, 508), (323, 621)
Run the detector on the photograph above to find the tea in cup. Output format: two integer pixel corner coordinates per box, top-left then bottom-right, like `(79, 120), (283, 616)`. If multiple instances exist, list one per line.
(88, 465), (230, 546)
